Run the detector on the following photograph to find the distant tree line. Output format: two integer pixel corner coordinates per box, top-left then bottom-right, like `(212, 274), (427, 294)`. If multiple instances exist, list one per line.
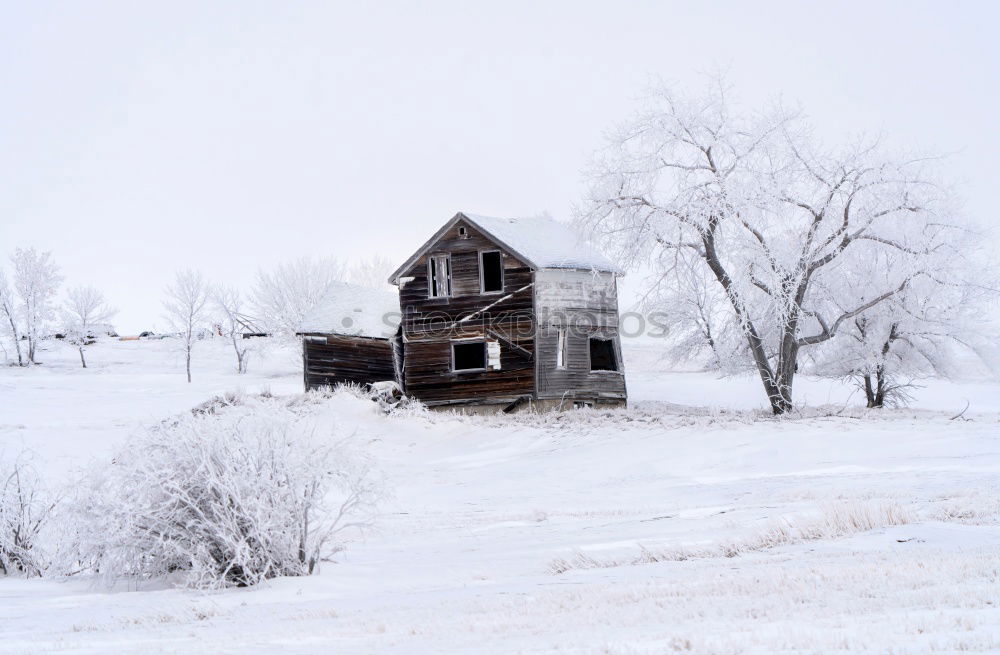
(0, 249), (394, 381)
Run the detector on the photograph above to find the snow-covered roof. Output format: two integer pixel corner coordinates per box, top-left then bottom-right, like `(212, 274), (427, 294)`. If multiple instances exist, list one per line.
(297, 282), (400, 338)
(388, 212), (621, 284)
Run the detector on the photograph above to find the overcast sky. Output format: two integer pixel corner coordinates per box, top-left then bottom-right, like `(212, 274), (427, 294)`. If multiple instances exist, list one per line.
(2, 1), (997, 332)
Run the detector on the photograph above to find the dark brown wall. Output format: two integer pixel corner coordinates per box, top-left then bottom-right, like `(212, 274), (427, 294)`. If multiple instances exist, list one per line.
(303, 335), (396, 391)
(398, 219), (536, 405)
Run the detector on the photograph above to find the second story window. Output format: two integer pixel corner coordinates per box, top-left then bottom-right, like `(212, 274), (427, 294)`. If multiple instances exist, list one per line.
(479, 250), (503, 293)
(428, 254), (451, 298)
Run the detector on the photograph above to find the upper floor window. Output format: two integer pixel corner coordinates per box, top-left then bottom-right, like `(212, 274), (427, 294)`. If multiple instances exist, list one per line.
(428, 254), (451, 298)
(479, 250), (503, 294)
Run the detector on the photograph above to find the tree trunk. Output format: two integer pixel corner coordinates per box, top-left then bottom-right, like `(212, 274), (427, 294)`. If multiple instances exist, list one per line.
(700, 220), (788, 414)
(863, 373), (877, 407)
(5, 314), (23, 366)
(27, 335), (36, 364)
(78, 345), (87, 369)
(186, 346), (192, 383)
(231, 333), (247, 374)
(873, 364), (887, 407)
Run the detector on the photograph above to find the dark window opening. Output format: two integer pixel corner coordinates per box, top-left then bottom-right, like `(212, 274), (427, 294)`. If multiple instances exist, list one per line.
(480, 250), (503, 293)
(458, 226), (469, 238)
(589, 338), (618, 372)
(429, 254), (451, 298)
(453, 341), (487, 371)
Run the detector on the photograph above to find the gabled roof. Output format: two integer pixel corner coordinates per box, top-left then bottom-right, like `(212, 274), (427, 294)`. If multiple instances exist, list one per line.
(388, 212), (621, 284)
(297, 281), (400, 338)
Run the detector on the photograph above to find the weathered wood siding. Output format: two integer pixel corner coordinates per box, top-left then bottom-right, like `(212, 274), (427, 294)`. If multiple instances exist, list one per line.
(399, 219), (535, 405)
(533, 269), (627, 402)
(302, 334), (396, 391)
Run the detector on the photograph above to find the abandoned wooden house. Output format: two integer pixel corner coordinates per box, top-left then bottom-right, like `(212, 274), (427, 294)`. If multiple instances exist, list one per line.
(299, 212), (626, 411)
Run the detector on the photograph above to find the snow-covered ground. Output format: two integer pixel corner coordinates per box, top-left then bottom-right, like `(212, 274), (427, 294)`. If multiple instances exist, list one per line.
(2, 336), (999, 653)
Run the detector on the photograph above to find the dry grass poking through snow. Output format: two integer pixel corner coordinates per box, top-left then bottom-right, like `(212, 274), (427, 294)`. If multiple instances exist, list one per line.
(550, 500), (912, 574)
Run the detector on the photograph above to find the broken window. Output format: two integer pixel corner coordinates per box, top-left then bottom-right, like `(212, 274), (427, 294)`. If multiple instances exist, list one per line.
(428, 254), (451, 298)
(479, 250), (503, 293)
(555, 328), (566, 368)
(452, 341), (486, 371)
(589, 337), (618, 372)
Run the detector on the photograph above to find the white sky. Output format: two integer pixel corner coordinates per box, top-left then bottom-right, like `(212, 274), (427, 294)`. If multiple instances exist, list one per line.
(2, 1), (997, 333)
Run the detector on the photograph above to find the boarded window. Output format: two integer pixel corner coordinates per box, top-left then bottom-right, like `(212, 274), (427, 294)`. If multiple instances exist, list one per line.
(589, 338), (618, 372)
(480, 251), (503, 293)
(428, 254), (451, 298)
(452, 341), (486, 371)
(556, 329), (566, 368)
(487, 341), (501, 370)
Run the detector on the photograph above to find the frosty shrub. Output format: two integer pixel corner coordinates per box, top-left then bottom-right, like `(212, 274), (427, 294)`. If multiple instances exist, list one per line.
(0, 451), (55, 577)
(63, 405), (380, 588)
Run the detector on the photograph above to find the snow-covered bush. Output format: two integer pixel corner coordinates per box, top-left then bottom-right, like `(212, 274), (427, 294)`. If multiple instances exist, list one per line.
(62, 402), (380, 588)
(0, 451), (54, 577)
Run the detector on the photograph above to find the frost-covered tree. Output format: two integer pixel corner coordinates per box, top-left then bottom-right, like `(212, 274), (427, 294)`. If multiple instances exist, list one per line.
(579, 78), (964, 414)
(10, 248), (62, 365)
(62, 286), (117, 369)
(641, 248), (742, 370)
(347, 254), (396, 291)
(252, 257), (345, 337)
(1, 451), (55, 577)
(213, 283), (251, 374)
(810, 241), (995, 407)
(163, 269), (210, 383)
(0, 269), (24, 366)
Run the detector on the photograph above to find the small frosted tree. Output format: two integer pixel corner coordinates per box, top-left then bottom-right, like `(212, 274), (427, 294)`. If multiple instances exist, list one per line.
(252, 257), (345, 337)
(62, 286), (117, 369)
(811, 240), (996, 407)
(0, 269), (24, 366)
(213, 283), (251, 374)
(1, 451), (55, 577)
(163, 269), (210, 383)
(10, 248), (62, 365)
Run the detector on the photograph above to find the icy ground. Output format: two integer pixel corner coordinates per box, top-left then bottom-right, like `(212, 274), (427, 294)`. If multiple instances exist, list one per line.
(1, 337), (999, 653)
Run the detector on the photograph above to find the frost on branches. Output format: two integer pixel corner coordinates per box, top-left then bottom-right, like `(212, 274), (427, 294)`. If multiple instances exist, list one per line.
(9, 248), (62, 365)
(61, 396), (381, 589)
(162, 269), (210, 383)
(0, 451), (54, 578)
(62, 286), (117, 369)
(579, 78), (986, 413)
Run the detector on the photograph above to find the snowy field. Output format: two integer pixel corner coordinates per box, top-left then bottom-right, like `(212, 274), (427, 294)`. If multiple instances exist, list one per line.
(2, 336), (999, 654)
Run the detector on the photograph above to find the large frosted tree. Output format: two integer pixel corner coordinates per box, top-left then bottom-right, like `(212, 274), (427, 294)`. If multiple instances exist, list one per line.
(578, 80), (967, 414)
